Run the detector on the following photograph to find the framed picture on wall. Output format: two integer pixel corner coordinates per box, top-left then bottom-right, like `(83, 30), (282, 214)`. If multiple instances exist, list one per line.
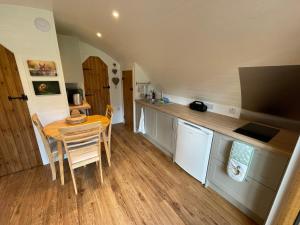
(32, 81), (61, 95)
(27, 60), (57, 76)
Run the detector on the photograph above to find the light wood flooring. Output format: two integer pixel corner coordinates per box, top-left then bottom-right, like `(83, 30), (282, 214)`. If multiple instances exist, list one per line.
(0, 124), (256, 225)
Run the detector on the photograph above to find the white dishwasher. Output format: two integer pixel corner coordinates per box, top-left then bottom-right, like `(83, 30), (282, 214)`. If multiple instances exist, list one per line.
(174, 119), (213, 184)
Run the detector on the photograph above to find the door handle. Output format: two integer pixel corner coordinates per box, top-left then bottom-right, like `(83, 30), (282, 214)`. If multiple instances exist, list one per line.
(103, 86), (110, 89)
(8, 94), (28, 101)
(85, 94), (93, 96)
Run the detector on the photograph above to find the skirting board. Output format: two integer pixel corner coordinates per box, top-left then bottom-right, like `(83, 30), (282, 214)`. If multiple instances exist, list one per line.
(141, 133), (174, 159)
(206, 180), (264, 225)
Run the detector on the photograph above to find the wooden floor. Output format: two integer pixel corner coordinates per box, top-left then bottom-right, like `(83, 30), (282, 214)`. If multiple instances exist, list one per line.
(0, 124), (256, 225)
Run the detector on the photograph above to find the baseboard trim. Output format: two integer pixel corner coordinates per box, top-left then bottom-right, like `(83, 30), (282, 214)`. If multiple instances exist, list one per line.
(206, 180), (264, 225)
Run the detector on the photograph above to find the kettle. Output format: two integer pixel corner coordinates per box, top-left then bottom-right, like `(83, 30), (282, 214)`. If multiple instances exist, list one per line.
(73, 93), (83, 105)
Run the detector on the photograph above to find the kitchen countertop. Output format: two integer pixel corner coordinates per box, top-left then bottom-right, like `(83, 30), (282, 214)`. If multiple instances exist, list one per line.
(136, 99), (299, 157)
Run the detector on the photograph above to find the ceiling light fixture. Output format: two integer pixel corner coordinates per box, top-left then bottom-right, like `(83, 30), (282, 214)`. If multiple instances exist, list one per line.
(112, 10), (119, 19)
(96, 32), (102, 38)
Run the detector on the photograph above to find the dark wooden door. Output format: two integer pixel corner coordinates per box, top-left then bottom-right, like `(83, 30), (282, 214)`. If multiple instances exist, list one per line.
(83, 56), (110, 115)
(122, 70), (133, 130)
(0, 44), (42, 176)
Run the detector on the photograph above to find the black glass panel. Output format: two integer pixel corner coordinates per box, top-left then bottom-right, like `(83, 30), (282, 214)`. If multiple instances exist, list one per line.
(234, 122), (279, 143)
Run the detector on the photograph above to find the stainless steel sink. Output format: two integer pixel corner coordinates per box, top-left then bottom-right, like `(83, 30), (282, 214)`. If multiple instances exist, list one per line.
(145, 99), (173, 105)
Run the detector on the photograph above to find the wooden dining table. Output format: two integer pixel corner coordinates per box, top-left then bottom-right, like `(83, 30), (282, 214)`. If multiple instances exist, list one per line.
(43, 115), (110, 185)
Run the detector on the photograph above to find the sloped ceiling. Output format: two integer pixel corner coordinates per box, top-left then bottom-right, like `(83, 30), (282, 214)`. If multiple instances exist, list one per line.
(1, 0), (300, 106)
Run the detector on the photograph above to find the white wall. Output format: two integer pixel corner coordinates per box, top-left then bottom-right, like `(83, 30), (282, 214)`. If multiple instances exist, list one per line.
(132, 63), (152, 132)
(79, 41), (124, 124)
(57, 35), (124, 124)
(132, 63), (241, 119)
(57, 34), (84, 90)
(133, 63), (151, 99)
(0, 5), (69, 164)
(265, 136), (300, 225)
(164, 94), (241, 118)
(47, 1), (300, 109)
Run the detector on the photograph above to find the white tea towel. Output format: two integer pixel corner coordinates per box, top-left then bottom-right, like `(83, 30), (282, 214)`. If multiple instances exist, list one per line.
(227, 141), (254, 182)
(138, 107), (146, 134)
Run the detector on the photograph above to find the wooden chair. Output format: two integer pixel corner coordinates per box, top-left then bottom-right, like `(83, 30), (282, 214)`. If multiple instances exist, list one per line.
(103, 105), (114, 166)
(32, 114), (57, 180)
(59, 122), (107, 195)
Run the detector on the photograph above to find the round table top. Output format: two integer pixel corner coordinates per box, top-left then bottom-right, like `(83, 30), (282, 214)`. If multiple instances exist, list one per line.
(43, 115), (110, 140)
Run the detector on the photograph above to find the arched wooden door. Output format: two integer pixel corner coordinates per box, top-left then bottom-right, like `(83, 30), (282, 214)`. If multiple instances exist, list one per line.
(82, 56), (110, 115)
(0, 44), (42, 176)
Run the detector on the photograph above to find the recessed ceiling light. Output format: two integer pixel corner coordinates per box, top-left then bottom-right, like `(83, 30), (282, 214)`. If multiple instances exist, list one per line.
(112, 10), (119, 19)
(96, 32), (102, 38)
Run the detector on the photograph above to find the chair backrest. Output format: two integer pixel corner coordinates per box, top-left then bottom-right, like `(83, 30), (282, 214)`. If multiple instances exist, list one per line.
(105, 105), (114, 120)
(105, 105), (114, 137)
(59, 122), (105, 157)
(31, 113), (53, 156)
(32, 113), (43, 129)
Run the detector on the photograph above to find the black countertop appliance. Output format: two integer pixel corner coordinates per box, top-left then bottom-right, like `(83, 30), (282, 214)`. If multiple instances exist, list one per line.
(189, 101), (208, 112)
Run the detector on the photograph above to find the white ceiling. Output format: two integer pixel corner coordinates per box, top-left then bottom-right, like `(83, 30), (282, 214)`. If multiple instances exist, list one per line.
(1, 0), (300, 106)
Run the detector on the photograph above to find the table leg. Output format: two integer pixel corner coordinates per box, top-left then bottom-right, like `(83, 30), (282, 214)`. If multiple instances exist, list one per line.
(57, 141), (64, 185)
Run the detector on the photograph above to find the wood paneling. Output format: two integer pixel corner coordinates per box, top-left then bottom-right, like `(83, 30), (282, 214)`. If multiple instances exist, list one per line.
(122, 70), (133, 130)
(0, 44), (41, 176)
(83, 56), (110, 115)
(0, 124), (256, 225)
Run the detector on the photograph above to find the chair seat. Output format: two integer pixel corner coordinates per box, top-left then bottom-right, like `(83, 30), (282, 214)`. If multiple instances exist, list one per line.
(69, 145), (100, 166)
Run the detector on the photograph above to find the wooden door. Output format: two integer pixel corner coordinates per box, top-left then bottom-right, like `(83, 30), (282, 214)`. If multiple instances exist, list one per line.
(0, 44), (42, 176)
(122, 70), (133, 130)
(83, 56), (110, 115)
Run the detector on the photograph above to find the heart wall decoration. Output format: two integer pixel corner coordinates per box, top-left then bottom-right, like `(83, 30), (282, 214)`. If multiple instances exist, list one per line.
(112, 68), (118, 75)
(112, 62), (118, 75)
(112, 77), (119, 88)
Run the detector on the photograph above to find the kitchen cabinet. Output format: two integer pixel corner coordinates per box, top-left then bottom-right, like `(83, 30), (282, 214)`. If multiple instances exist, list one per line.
(144, 107), (157, 139)
(207, 132), (289, 224)
(156, 111), (176, 153)
(136, 103), (176, 155)
(136, 100), (293, 224)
